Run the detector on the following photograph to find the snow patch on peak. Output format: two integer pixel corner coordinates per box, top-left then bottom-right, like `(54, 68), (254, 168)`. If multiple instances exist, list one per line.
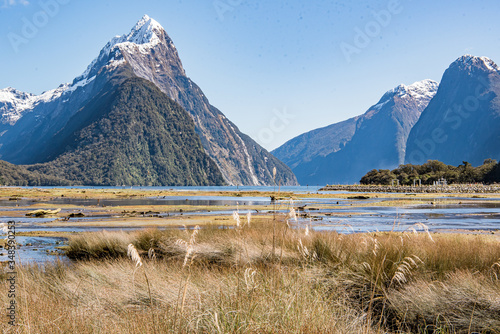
(113, 15), (164, 49)
(371, 79), (439, 113)
(38, 85), (68, 103)
(77, 15), (166, 81)
(371, 99), (389, 112)
(479, 56), (499, 72)
(63, 76), (95, 95)
(453, 55), (500, 73)
(0, 87), (34, 102)
(114, 15), (165, 56)
(111, 15), (164, 47)
(405, 79), (439, 98)
(0, 85), (68, 125)
(129, 15), (164, 44)
(389, 79), (438, 100)
(0, 87), (35, 124)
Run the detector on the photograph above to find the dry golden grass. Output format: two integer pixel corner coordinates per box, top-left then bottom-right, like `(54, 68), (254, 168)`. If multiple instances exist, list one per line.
(1, 219), (500, 333)
(1, 259), (370, 333)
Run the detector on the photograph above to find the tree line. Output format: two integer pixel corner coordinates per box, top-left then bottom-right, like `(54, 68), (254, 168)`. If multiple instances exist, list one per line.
(360, 159), (500, 185)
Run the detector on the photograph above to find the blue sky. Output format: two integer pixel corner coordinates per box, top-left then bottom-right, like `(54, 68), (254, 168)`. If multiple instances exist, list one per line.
(1, 0), (500, 150)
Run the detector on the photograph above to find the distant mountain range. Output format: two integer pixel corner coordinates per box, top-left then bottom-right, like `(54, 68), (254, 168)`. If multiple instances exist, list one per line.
(0, 15), (297, 186)
(274, 80), (438, 184)
(274, 55), (500, 185)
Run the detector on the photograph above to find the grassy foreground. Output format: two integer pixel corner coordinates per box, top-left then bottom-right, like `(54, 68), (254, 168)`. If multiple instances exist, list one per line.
(1, 217), (500, 333)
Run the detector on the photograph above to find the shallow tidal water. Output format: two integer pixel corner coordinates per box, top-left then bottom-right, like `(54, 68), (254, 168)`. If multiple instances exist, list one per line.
(1, 186), (499, 263)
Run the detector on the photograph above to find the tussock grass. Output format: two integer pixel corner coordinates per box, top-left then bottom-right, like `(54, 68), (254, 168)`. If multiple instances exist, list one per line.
(387, 271), (500, 333)
(66, 230), (132, 260)
(2, 220), (500, 333)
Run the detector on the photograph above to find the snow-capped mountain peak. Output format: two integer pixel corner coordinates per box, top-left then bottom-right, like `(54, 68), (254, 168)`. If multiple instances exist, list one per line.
(372, 79), (438, 112)
(0, 87), (34, 102)
(0, 85), (68, 125)
(127, 14), (164, 45)
(451, 54), (500, 73)
(397, 79), (439, 99)
(0, 14), (176, 126)
(0, 87), (35, 124)
(77, 15), (168, 82)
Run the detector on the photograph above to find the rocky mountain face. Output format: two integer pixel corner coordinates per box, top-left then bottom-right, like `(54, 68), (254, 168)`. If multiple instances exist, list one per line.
(0, 15), (297, 186)
(272, 116), (359, 170)
(405, 55), (500, 166)
(274, 80), (438, 185)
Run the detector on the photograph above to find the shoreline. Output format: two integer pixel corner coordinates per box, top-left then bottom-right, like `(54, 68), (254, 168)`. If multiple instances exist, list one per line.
(319, 184), (500, 193)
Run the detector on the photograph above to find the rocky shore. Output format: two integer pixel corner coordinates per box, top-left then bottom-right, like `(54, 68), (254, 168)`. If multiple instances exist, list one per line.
(319, 184), (500, 193)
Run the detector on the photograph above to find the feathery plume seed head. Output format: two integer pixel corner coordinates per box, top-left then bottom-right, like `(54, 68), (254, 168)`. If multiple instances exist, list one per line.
(233, 211), (241, 228)
(414, 223), (434, 242)
(491, 259), (500, 280)
(288, 207), (297, 222)
(127, 244), (143, 267)
(298, 238), (309, 258)
(288, 199), (297, 223)
(183, 245), (194, 267)
(246, 211), (251, 226)
(189, 226), (200, 245)
(492, 259), (500, 280)
(361, 262), (372, 272)
(175, 239), (188, 247)
(298, 238), (317, 261)
(372, 238), (379, 256)
(177, 226), (200, 267)
(391, 255), (423, 285)
(0, 223), (8, 234)
(244, 267), (258, 291)
(148, 248), (156, 260)
(272, 167), (277, 179)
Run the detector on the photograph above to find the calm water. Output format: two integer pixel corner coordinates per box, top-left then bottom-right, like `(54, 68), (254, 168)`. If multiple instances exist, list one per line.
(1, 186), (499, 263)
